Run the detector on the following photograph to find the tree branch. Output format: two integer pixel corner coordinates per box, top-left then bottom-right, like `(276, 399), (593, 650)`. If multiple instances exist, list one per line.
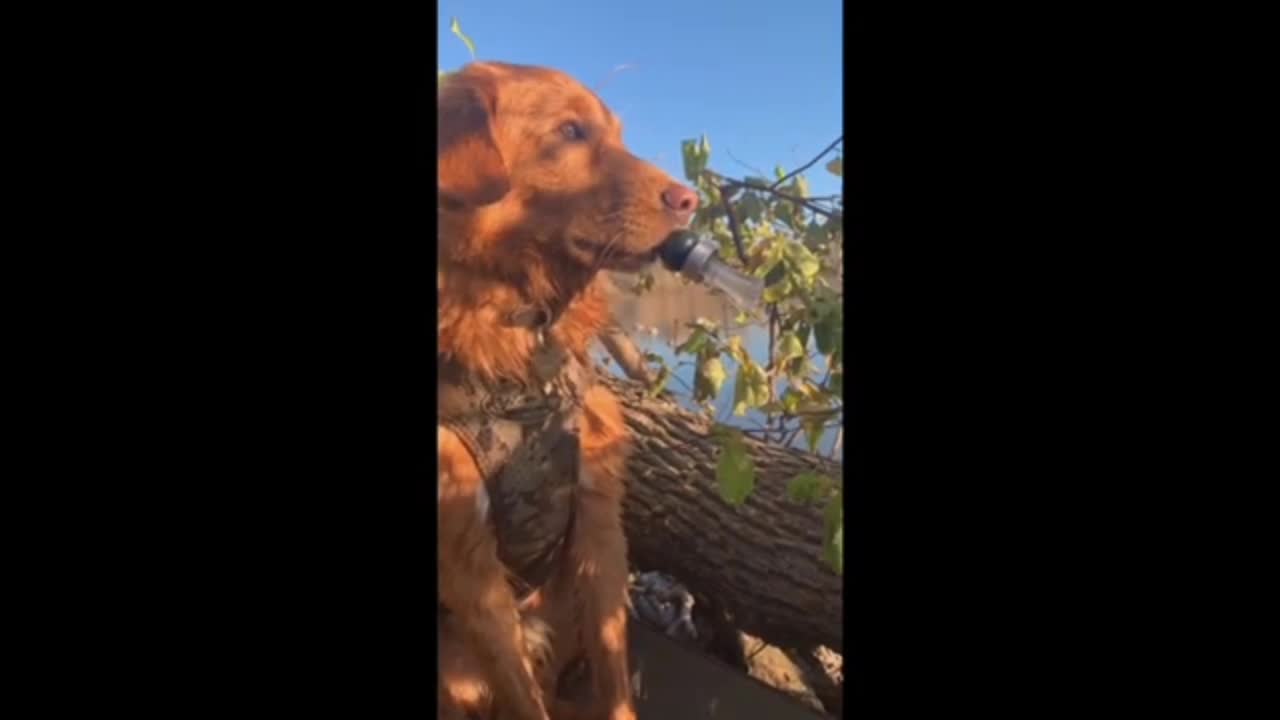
(725, 147), (769, 180)
(705, 171), (835, 219)
(769, 136), (843, 192)
(599, 323), (654, 384)
(605, 373), (844, 652)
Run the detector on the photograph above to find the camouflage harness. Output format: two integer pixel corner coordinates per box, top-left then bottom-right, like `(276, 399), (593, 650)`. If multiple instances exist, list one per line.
(438, 306), (594, 601)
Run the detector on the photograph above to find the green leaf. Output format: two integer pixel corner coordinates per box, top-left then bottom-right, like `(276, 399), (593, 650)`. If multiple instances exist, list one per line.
(775, 165), (787, 181)
(787, 471), (831, 504)
(696, 356), (727, 400)
(826, 522), (844, 575)
(675, 328), (713, 357)
(814, 308), (841, 356)
(804, 220), (828, 248)
(776, 332), (805, 366)
(716, 230), (740, 262)
(823, 497), (844, 575)
(732, 367), (749, 416)
(787, 355), (810, 380)
(778, 329), (810, 379)
(449, 18), (477, 59)
(748, 367), (770, 404)
(790, 175), (810, 201)
(824, 491), (842, 527)
(762, 277), (791, 304)
(793, 377), (825, 400)
(758, 262), (787, 285)
(826, 157), (843, 177)
(828, 369), (843, 396)
(803, 416), (827, 453)
(786, 243), (822, 279)
(796, 321), (812, 349)
(646, 365), (671, 398)
(782, 389), (803, 414)
(737, 192), (766, 224)
(731, 362), (769, 416)
(680, 139), (706, 182)
(775, 201), (794, 228)
(715, 429), (756, 506)
(680, 135), (712, 182)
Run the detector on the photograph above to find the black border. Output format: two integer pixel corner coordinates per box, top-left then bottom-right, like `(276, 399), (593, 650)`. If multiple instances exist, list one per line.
(40, 2), (1202, 714)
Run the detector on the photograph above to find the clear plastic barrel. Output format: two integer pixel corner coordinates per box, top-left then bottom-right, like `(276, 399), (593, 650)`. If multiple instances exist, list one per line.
(700, 257), (764, 310)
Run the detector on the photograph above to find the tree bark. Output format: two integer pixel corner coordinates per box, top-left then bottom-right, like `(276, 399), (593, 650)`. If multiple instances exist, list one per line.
(600, 375), (843, 653)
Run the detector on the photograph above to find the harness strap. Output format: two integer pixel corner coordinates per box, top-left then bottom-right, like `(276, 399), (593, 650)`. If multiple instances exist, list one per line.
(437, 315), (594, 601)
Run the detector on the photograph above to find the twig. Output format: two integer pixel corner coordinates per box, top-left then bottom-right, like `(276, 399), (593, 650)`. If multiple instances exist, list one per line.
(705, 171), (835, 219)
(783, 425), (804, 448)
(783, 407), (844, 419)
(593, 63), (638, 93)
(719, 185), (748, 263)
(667, 368), (696, 396)
(769, 136), (843, 192)
(735, 415), (775, 433)
(725, 147), (768, 179)
(742, 422), (840, 452)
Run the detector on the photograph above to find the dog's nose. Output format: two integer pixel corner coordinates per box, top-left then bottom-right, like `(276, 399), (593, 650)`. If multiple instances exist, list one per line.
(661, 184), (699, 224)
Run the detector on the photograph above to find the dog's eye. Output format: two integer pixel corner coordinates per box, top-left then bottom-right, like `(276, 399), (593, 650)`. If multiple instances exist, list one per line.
(558, 121), (587, 142)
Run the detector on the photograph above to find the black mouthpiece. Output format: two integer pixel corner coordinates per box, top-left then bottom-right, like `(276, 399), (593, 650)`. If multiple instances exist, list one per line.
(658, 230), (701, 272)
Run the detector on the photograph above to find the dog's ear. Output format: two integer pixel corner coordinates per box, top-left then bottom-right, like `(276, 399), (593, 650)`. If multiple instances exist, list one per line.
(438, 67), (510, 207)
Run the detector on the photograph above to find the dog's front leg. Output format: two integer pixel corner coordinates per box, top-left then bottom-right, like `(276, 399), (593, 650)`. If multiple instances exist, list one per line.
(439, 427), (550, 720)
(563, 386), (637, 720)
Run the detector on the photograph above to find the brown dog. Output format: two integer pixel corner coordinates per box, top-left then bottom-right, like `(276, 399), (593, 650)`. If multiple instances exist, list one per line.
(436, 61), (699, 720)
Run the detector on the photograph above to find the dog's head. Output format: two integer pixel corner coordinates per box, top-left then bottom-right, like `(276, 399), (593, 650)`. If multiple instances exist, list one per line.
(438, 61), (698, 275)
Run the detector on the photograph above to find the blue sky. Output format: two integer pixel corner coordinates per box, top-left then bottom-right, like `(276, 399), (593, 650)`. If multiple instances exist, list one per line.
(437, 0), (843, 198)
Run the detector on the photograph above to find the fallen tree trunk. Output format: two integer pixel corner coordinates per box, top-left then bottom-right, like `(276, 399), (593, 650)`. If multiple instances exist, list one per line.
(600, 374), (844, 653)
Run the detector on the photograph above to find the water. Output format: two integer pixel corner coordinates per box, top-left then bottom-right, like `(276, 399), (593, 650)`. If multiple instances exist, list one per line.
(600, 271), (842, 461)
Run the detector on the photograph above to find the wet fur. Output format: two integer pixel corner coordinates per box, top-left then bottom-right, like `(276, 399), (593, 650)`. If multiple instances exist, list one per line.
(437, 61), (693, 720)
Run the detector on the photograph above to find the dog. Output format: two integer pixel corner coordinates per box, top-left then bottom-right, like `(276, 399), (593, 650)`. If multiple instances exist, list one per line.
(436, 61), (699, 720)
